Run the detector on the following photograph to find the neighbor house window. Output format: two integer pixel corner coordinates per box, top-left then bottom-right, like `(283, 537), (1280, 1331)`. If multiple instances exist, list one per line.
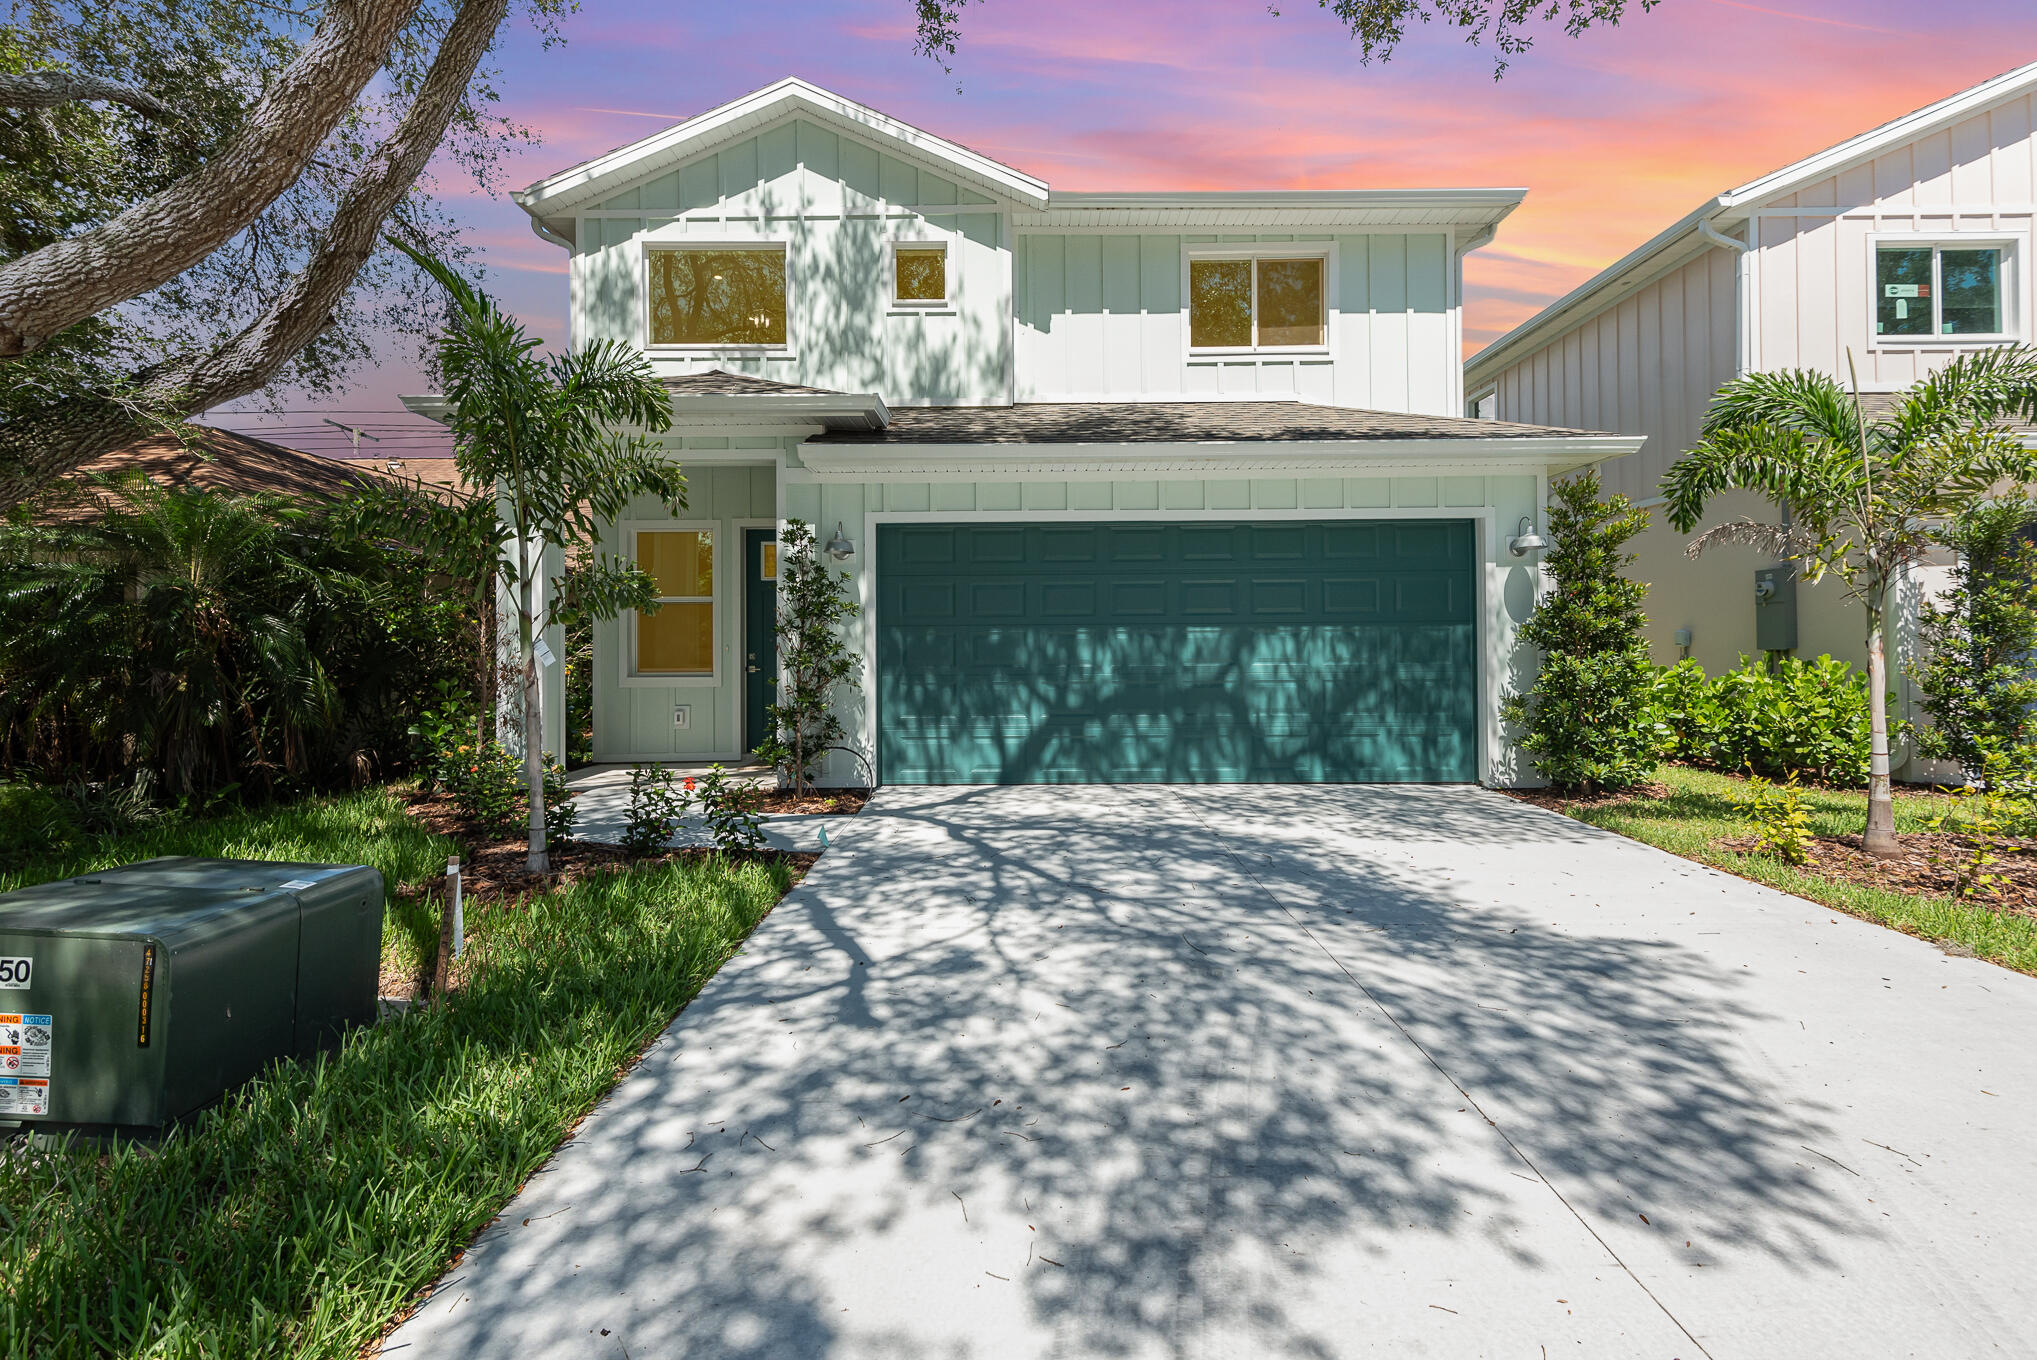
(1470, 390), (1498, 420)
(1188, 255), (1326, 350)
(893, 244), (948, 304)
(647, 247), (787, 346)
(1876, 243), (2008, 338)
(635, 529), (715, 675)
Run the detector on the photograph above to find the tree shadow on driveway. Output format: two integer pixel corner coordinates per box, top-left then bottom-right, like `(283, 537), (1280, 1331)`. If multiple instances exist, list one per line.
(391, 784), (1868, 1360)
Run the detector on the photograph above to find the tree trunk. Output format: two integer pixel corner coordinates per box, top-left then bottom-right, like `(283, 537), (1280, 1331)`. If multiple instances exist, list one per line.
(518, 547), (549, 875)
(0, 0), (427, 358)
(1864, 593), (1899, 857)
(0, 0), (511, 508)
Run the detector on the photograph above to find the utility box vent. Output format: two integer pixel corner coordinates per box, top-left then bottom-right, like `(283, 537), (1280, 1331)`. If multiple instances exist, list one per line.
(1754, 563), (1798, 653)
(0, 857), (383, 1132)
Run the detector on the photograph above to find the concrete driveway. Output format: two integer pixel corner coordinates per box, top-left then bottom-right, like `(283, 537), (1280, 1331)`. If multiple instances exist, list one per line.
(382, 785), (2037, 1360)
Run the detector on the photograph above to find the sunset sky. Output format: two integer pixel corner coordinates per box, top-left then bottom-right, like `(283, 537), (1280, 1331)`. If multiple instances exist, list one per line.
(217, 0), (2033, 456)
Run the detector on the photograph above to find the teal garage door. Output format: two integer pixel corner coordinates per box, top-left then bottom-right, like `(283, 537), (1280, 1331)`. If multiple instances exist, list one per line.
(876, 519), (1478, 784)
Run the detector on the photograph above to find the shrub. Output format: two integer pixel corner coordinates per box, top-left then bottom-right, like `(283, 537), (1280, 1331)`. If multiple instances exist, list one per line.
(1911, 498), (2037, 780)
(1500, 470), (1660, 792)
(441, 742), (523, 835)
(1731, 768), (1813, 864)
(621, 764), (687, 856)
(1707, 654), (1871, 786)
(695, 764), (765, 854)
(760, 519), (863, 794)
(543, 756), (578, 843)
(1650, 654), (1872, 787)
(1649, 659), (1717, 765)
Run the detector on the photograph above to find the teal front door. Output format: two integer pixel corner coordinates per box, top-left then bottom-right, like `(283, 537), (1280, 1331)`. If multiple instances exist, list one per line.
(743, 528), (777, 755)
(876, 520), (1478, 784)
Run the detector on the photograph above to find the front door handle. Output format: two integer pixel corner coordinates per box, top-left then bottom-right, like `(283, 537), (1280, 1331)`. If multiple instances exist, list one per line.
(747, 665), (761, 674)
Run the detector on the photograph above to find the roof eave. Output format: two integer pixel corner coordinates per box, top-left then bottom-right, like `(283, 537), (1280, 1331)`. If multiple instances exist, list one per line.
(799, 434), (1643, 478)
(402, 391), (892, 434)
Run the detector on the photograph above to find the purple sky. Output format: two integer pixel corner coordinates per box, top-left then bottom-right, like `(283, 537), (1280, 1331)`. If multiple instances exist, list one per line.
(215, 0), (2030, 458)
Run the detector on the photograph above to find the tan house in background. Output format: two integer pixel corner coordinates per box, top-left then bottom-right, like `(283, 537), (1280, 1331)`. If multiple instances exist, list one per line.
(1466, 60), (2037, 774)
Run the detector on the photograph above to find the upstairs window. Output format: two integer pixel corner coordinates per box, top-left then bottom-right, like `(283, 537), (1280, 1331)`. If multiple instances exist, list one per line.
(1876, 243), (2008, 339)
(647, 247), (787, 346)
(893, 244), (948, 305)
(1188, 254), (1326, 350)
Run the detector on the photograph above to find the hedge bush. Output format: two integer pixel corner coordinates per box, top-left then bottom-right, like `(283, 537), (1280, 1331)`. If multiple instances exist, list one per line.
(1650, 654), (1872, 786)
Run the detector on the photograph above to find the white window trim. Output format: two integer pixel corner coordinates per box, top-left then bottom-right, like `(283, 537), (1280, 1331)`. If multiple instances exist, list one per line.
(1468, 386), (1498, 420)
(1866, 231), (2022, 349)
(1181, 242), (1338, 360)
(640, 238), (795, 357)
(620, 520), (723, 689)
(888, 237), (952, 310)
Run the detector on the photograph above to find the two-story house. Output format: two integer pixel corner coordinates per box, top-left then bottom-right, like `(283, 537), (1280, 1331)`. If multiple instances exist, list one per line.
(1465, 61), (2037, 765)
(468, 78), (1636, 787)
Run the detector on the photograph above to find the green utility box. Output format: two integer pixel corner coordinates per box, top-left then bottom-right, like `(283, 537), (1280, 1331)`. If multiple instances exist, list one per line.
(0, 857), (383, 1131)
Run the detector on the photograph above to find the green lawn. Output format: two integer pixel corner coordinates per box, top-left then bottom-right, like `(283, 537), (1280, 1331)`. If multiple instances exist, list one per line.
(1551, 765), (2037, 975)
(0, 787), (795, 1359)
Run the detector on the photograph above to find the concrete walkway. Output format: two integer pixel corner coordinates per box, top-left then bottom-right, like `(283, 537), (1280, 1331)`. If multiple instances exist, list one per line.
(382, 785), (2037, 1359)
(566, 763), (857, 853)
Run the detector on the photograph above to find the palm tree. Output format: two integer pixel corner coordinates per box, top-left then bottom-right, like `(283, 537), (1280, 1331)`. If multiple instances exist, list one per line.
(0, 475), (354, 795)
(1662, 347), (2037, 855)
(393, 239), (684, 874)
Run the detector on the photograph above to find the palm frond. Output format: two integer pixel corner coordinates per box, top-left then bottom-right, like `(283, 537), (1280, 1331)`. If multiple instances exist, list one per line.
(1701, 368), (1861, 447)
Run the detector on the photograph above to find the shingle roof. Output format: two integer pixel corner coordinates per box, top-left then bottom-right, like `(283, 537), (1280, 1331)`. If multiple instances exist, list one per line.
(663, 369), (843, 397)
(43, 427), (389, 520)
(808, 401), (1603, 445)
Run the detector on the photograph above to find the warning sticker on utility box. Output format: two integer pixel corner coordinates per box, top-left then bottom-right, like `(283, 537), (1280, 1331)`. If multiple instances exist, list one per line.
(0, 1013), (52, 1115)
(0, 1077), (50, 1116)
(0, 1012), (52, 1078)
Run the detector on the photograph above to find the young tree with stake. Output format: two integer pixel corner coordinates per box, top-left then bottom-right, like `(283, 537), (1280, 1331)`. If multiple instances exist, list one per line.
(399, 241), (683, 873)
(1661, 347), (2037, 856)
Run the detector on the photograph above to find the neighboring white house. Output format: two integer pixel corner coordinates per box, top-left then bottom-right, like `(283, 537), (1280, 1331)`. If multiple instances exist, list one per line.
(1465, 60), (2037, 767)
(430, 77), (1640, 787)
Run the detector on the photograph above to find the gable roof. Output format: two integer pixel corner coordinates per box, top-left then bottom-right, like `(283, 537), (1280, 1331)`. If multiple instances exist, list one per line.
(513, 77), (1050, 236)
(1467, 60), (2037, 387)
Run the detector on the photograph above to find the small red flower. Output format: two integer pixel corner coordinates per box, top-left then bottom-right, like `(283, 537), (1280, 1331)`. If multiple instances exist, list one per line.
(684, 777), (696, 791)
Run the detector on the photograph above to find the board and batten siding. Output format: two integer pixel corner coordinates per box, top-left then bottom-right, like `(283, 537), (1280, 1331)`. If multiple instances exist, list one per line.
(1751, 90), (2037, 388)
(569, 117), (1012, 405)
(783, 470), (1542, 788)
(1482, 245), (1738, 501)
(1013, 233), (1456, 414)
(590, 455), (779, 762)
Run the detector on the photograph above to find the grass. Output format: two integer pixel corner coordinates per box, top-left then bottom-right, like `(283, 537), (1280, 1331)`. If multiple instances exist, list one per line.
(1550, 765), (2037, 975)
(0, 783), (457, 983)
(0, 787), (795, 1359)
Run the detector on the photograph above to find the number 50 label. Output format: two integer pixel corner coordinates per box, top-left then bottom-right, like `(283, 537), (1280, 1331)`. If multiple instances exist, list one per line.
(0, 958), (31, 990)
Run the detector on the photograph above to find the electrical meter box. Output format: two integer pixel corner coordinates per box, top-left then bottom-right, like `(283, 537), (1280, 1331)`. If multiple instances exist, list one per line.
(0, 857), (383, 1131)
(1754, 563), (1799, 652)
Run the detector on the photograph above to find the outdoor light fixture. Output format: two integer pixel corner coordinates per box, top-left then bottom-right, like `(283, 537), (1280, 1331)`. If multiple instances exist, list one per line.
(824, 521), (856, 561)
(1507, 516), (1548, 558)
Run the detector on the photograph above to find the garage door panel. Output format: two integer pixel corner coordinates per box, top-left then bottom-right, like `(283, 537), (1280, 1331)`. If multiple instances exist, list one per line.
(878, 519), (1477, 784)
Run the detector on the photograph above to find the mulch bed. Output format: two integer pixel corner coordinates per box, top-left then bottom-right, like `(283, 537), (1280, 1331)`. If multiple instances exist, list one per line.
(1504, 781), (1671, 813)
(1715, 831), (2037, 916)
(742, 787), (869, 816)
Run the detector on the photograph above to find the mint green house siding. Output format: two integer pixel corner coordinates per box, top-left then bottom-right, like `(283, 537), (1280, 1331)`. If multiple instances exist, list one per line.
(569, 118), (1012, 405)
(1013, 232), (1455, 411)
(588, 454), (780, 761)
